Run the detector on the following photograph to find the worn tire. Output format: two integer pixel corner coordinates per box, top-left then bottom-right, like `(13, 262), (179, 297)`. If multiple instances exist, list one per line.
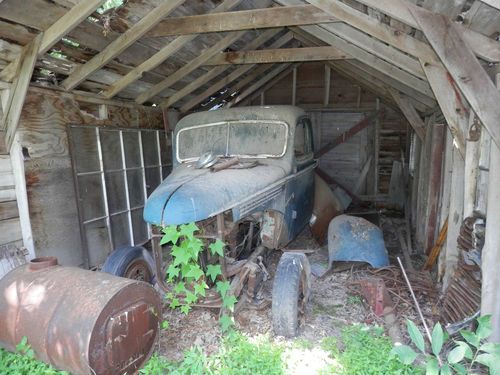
(101, 246), (156, 284)
(272, 252), (311, 337)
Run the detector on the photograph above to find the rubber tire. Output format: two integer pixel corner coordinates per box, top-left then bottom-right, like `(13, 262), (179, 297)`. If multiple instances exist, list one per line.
(101, 246), (156, 284)
(272, 252), (311, 337)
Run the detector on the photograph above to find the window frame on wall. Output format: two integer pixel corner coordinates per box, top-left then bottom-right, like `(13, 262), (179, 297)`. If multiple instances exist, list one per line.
(68, 125), (171, 269)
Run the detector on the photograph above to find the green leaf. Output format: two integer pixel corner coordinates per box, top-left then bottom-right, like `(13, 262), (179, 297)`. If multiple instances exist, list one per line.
(475, 353), (500, 375)
(180, 304), (192, 315)
(476, 315), (493, 340)
(171, 245), (191, 266)
(390, 345), (418, 365)
(174, 281), (186, 294)
(219, 314), (234, 332)
(440, 364), (451, 375)
(455, 341), (473, 360)
(447, 344), (466, 364)
(407, 320), (426, 353)
(184, 264), (204, 281)
(166, 263), (180, 281)
(216, 280), (231, 297)
(450, 363), (467, 375)
(425, 357), (439, 375)
(15, 337), (28, 353)
(222, 295), (238, 311)
(185, 290), (198, 304)
(169, 298), (180, 309)
(431, 322), (444, 357)
(460, 330), (480, 348)
(194, 281), (208, 297)
(179, 222), (199, 240)
(206, 264), (222, 282)
(209, 240), (225, 257)
(161, 225), (180, 245)
(479, 342), (500, 355)
(161, 321), (170, 330)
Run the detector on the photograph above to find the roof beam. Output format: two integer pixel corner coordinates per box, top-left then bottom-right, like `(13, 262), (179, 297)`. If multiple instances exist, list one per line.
(147, 5), (338, 37)
(102, 0), (243, 99)
(206, 46), (350, 65)
(1, 34), (43, 153)
(410, 7), (500, 149)
(61, 0), (185, 91)
(0, 0), (106, 82)
(354, 0), (500, 63)
(160, 28), (281, 108)
(136, 31), (246, 104)
(179, 32), (293, 113)
(389, 89), (426, 141)
(228, 63), (296, 107)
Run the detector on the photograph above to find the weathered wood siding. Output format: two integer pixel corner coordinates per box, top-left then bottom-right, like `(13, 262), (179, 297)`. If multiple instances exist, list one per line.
(17, 87), (163, 267)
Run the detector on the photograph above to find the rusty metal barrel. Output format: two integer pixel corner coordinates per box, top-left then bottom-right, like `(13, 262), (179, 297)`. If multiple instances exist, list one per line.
(0, 256), (162, 375)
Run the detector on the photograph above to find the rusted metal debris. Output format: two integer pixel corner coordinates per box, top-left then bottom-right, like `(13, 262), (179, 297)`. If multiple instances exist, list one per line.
(358, 278), (393, 316)
(0, 257), (161, 375)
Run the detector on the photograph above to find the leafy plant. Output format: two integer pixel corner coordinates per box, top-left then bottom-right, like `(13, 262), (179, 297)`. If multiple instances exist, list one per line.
(160, 223), (236, 332)
(0, 337), (68, 375)
(392, 315), (500, 374)
(140, 332), (283, 375)
(321, 324), (419, 375)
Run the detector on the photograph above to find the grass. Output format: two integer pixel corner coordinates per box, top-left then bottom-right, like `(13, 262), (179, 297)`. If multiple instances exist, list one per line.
(0, 346), (67, 375)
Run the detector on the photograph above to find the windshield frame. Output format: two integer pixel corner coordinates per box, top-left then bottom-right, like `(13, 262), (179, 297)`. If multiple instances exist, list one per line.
(175, 120), (290, 163)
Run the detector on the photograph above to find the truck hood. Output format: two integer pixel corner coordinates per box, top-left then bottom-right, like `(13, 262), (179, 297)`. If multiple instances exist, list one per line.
(143, 162), (287, 225)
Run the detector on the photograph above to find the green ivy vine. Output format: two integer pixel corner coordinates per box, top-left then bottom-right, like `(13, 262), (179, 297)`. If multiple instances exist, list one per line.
(160, 222), (236, 332)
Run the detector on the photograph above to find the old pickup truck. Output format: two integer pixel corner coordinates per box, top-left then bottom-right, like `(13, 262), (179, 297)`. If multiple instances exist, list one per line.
(105, 106), (317, 337)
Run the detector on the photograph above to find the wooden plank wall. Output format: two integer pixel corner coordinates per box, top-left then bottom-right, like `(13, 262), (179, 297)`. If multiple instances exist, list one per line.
(248, 62), (408, 195)
(16, 87), (163, 267)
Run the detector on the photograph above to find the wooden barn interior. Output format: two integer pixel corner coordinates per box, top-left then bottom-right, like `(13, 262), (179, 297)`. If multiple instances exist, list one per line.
(1, 0), (500, 352)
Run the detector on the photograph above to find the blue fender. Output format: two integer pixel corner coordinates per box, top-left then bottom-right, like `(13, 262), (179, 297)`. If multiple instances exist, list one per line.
(327, 215), (389, 268)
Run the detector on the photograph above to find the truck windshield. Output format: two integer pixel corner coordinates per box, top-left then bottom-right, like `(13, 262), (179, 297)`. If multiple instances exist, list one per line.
(176, 120), (288, 162)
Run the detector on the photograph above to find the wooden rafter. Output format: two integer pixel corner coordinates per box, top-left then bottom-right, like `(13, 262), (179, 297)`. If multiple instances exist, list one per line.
(179, 32), (293, 113)
(136, 31), (246, 105)
(410, 8), (500, 149)
(146, 5), (338, 38)
(1, 34), (43, 153)
(354, 0), (500, 63)
(389, 90), (426, 141)
(102, 0), (244, 99)
(61, 0), (185, 91)
(206, 46), (350, 65)
(160, 28), (281, 108)
(228, 63), (295, 107)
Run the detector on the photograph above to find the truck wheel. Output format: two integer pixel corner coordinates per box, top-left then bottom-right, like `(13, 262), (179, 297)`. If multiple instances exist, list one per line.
(102, 246), (156, 284)
(272, 252), (311, 337)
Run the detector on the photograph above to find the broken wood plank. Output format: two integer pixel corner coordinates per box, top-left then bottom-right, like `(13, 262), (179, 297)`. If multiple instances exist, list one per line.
(160, 28), (281, 108)
(61, 0), (185, 91)
(102, 0), (243, 99)
(136, 31), (246, 105)
(410, 9), (500, 149)
(179, 32), (293, 113)
(314, 110), (382, 158)
(424, 218), (448, 270)
(146, 4), (338, 37)
(316, 167), (362, 203)
(390, 90), (426, 141)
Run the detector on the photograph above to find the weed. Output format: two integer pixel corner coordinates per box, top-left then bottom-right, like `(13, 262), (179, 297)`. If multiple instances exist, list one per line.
(0, 337), (68, 375)
(346, 295), (363, 305)
(392, 315), (500, 374)
(322, 324), (419, 375)
(141, 331), (284, 374)
(293, 337), (314, 350)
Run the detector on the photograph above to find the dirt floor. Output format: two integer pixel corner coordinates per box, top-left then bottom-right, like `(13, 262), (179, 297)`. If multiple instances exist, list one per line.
(156, 212), (440, 373)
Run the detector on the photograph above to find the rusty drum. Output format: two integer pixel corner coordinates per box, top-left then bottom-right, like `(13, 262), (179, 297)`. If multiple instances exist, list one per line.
(0, 257), (161, 375)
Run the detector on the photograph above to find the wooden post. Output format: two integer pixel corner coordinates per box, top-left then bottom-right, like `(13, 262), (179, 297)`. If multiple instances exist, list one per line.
(415, 116), (432, 248)
(481, 72), (500, 342)
(463, 115), (481, 217)
(373, 97), (380, 195)
(292, 67), (297, 106)
(324, 65), (331, 107)
(423, 123), (445, 254)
